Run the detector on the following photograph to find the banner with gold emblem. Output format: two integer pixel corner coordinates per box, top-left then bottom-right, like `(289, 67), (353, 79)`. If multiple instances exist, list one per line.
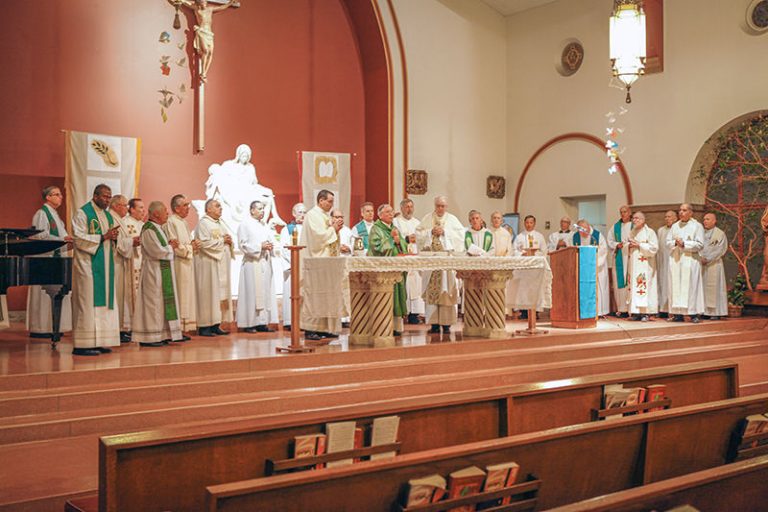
(299, 151), (351, 221)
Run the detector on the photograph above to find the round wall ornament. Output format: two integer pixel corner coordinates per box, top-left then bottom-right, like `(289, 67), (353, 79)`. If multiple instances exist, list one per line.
(556, 40), (584, 76)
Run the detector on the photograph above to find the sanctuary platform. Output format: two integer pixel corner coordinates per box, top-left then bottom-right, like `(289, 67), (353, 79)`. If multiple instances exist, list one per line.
(1, 316), (768, 511)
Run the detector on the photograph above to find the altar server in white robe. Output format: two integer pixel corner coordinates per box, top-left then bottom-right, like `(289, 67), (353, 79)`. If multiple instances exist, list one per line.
(513, 215), (547, 256)
(124, 198), (146, 301)
(237, 200), (276, 333)
(108, 195), (138, 343)
(133, 201), (183, 346)
(571, 219), (610, 316)
(194, 199), (234, 336)
(666, 203), (705, 323)
(626, 212), (658, 321)
(277, 203), (306, 331)
(607, 205), (633, 317)
(394, 198), (424, 324)
(416, 195), (465, 334)
(164, 194), (198, 338)
(489, 211), (514, 257)
(656, 210), (678, 318)
(547, 216), (573, 252)
(300, 189), (344, 340)
(330, 209), (354, 327)
(26, 186), (73, 338)
(71, 184), (121, 355)
(465, 210), (495, 256)
(700, 212), (728, 320)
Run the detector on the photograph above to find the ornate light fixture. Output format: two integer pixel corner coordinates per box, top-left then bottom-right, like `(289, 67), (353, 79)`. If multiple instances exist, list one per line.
(609, 0), (646, 103)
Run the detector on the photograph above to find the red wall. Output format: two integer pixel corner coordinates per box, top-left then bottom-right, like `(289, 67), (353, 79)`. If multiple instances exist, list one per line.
(0, 0), (380, 309)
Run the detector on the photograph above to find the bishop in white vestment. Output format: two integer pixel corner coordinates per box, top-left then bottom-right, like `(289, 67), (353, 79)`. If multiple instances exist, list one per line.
(626, 212), (658, 320)
(393, 198), (424, 323)
(571, 220), (610, 316)
(700, 213), (729, 319)
(656, 210), (678, 317)
(666, 204), (705, 322)
(108, 195), (137, 342)
(488, 211), (514, 257)
(164, 195), (198, 334)
(237, 201), (276, 332)
(607, 206), (632, 316)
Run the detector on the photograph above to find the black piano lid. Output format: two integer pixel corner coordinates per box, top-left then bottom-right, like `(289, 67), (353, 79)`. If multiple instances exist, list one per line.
(0, 228), (67, 256)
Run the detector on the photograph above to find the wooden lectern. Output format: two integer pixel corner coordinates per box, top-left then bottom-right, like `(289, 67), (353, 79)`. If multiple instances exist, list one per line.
(550, 246), (598, 329)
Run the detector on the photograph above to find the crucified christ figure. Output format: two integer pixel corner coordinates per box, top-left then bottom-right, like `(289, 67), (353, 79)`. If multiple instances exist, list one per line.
(169, 0), (236, 83)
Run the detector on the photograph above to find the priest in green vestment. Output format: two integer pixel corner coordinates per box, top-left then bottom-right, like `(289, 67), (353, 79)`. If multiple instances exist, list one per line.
(367, 203), (408, 336)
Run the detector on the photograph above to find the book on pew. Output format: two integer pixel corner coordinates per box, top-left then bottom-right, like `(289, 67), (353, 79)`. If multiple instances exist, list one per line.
(477, 461), (520, 510)
(353, 426), (364, 463)
(292, 433), (327, 470)
(370, 415), (400, 461)
(325, 420), (357, 468)
(624, 387), (646, 415)
(446, 465), (487, 512)
(645, 384), (667, 412)
(603, 384), (632, 420)
(737, 414), (768, 447)
(402, 474), (447, 507)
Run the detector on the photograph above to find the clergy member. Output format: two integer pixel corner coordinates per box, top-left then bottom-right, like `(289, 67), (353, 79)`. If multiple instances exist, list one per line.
(416, 195), (465, 334)
(666, 203), (705, 323)
(513, 215), (547, 256)
(194, 199), (234, 336)
(394, 198), (424, 324)
(164, 194), (198, 338)
(71, 184), (121, 356)
(132, 201), (184, 347)
(607, 205), (633, 317)
(465, 210), (495, 256)
(285, 203), (306, 243)
(277, 203), (305, 331)
(489, 211), (513, 257)
(548, 216), (572, 252)
(368, 203), (408, 336)
(656, 210), (678, 318)
(108, 195), (138, 343)
(332, 209), (354, 256)
(237, 200), (276, 333)
(700, 212), (728, 320)
(26, 185), (73, 338)
(626, 212), (659, 321)
(124, 199), (146, 300)
(353, 202), (375, 250)
(572, 219), (610, 316)
(300, 189), (344, 341)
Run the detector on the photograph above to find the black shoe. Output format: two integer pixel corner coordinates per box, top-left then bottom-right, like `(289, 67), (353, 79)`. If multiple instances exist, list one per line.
(172, 337), (188, 343)
(140, 341), (165, 347)
(72, 348), (100, 356)
(323, 332), (339, 339)
(407, 313), (420, 325)
(709, 316), (720, 321)
(393, 331), (402, 337)
(519, 311), (528, 320)
(691, 315), (701, 324)
(29, 332), (53, 339)
(341, 321), (350, 328)
(658, 312), (669, 319)
(96, 347), (112, 353)
(255, 325), (275, 333)
(198, 327), (216, 337)
(243, 326), (259, 333)
(161, 339), (171, 345)
(212, 324), (230, 335)
(442, 325), (451, 334)
(305, 331), (324, 341)
(429, 324), (440, 334)
(119, 332), (132, 343)
(283, 325), (291, 331)
(640, 315), (650, 322)
(668, 315), (684, 322)
(181, 335), (192, 341)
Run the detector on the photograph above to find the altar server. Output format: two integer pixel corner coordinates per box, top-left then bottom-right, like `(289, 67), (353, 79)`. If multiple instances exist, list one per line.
(465, 210), (495, 256)
(513, 215), (547, 256)
(109, 195), (138, 342)
(394, 198), (424, 324)
(353, 202), (375, 250)
(124, 198), (146, 301)
(548, 216), (572, 252)
(700, 212), (728, 320)
(608, 205), (633, 317)
(194, 199), (234, 336)
(164, 194), (198, 337)
(132, 201), (183, 346)
(71, 184), (121, 355)
(236, 200), (276, 333)
(626, 212), (658, 321)
(656, 210), (678, 318)
(368, 203), (408, 335)
(572, 219), (610, 316)
(666, 203), (705, 323)
(489, 211), (514, 257)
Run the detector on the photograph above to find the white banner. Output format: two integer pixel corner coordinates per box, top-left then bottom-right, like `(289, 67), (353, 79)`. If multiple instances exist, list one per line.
(65, 130), (141, 227)
(300, 151), (351, 221)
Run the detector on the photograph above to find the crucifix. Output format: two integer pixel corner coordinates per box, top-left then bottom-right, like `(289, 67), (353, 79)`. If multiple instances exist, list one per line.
(168, 0), (238, 152)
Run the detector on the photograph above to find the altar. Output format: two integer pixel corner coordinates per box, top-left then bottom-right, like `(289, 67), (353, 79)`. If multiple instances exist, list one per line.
(302, 255), (552, 347)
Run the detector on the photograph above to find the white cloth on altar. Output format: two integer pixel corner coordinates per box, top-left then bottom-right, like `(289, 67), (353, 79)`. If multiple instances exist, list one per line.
(490, 227), (514, 257)
(656, 225), (673, 313)
(627, 225), (659, 314)
(164, 213), (197, 331)
(548, 231), (572, 252)
(194, 215), (234, 327)
(237, 217), (274, 327)
(666, 219), (705, 316)
(393, 215), (424, 314)
(111, 214), (135, 332)
(569, 229), (610, 316)
(701, 226), (728, 317)
(300, 205), (342, 332)
(513, 230), (547, 256)
(132, 221), (182, 343)
(607, 221), (632, 313)
(71, 201), (120, 348)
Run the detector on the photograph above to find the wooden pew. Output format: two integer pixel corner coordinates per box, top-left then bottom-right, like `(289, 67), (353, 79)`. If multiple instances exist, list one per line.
(543, 454), (768, 512)
(204, 393), (768, 512)
(93, 360), (737, 512)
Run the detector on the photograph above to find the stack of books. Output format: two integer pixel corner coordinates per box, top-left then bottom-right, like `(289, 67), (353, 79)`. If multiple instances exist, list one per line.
(602, 383), (667, 419)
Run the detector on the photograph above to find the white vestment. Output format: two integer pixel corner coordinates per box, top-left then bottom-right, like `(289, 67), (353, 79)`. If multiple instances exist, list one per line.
(627, 225), (659, 314)
(548, 230), (572, 252)
(701, 226), (728, 317)
(123, 216), (144, 302)
(71, 201), (120, 348)
(490, 227), (513, 257)
(656, 225), (674, 313)
(416, 211), (464, 326)
(300, 205), (342, 333)
(270, 228), (291, 326)
(394, 216), (425, 315)
(666, 219), (705, 316)
(569, 229), (611, 316)
(466, 227), (495, 256)
(607, 221), (632, 313)
(194, 215), (234, 327)
(164, 214), (197, 331)
(237, 217), (274, 327)
(26, 204), (73, 334)
(132, 221), (182, 343)
(513, 230), (547, 256)
(111, 214), (135, 332)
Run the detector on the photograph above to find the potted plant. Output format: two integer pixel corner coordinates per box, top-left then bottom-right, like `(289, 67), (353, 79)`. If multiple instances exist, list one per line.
(727, 273), (748, 317)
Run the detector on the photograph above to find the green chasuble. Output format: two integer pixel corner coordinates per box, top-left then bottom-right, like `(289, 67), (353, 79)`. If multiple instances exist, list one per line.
(367, 219), (408, 317)
(142, 222), (179, 322)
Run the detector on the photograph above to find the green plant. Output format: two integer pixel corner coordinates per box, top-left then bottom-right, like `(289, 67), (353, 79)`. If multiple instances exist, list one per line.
(728, 273), (748, 307)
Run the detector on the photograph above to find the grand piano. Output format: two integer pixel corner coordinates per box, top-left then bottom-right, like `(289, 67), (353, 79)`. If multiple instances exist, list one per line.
(0, 228), (73, 347)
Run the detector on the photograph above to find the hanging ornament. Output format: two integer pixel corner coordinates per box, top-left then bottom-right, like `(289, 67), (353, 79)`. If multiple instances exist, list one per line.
(173, 4), (182, 30)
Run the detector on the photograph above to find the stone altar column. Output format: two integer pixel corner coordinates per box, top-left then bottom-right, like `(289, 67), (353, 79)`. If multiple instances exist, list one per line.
(457, 270), (513, 338)
(348, 271), (404, 347)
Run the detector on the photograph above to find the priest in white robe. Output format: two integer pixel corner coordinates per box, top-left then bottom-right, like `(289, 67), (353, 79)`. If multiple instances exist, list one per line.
(71, 184), (121, 355)
(607, 205), (632, 317)
(656, 210), (678, 318)
(513, 215), (547, 256)
(108, 195), (138, 343)
(416, 195), (465, 334)
(488, 211), (514, 257)
(465, 210), (495, 256)
(237, 200), (276, 333)
(666, 203), (705, 323)
(26, 185), (73, 338)
(300, 189), (344, 340)
(394, 198), (424, 324)
(571, 219), (610, 316)
(626, 212), (658, 321)
(132, 201), (183, 346)
(164, 194), (198, 338)
(700, 212), (729, 319)
(124, 198), (146, 302)
(194, 199), (234, 336)
(547, 216), (572, 252)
